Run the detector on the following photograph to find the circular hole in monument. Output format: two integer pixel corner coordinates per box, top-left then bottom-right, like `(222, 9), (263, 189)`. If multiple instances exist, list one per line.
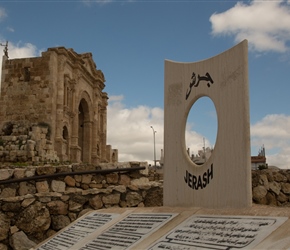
(185, 96), (217, 166)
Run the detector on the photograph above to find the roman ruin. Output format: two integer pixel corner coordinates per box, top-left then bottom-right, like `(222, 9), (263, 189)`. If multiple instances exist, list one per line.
(0, 47), (118, 164)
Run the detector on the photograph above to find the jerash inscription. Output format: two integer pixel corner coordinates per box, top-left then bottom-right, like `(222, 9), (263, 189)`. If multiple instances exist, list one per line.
(0, 41), (290, 250)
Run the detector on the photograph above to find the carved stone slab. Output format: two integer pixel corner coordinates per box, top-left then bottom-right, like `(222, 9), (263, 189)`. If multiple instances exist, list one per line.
(80, 213), (177, 250)
(164, 40), (251, 208)
(148, 215), (288, 250)
(36, 212), (120, 250)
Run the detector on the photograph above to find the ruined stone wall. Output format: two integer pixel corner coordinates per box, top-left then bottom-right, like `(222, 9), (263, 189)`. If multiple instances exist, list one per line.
(0, 55), (54, 129)
(0, 166), (288, 249)
(252, 168), (290, 206)
(0, 47), (116, 165)
(0, 124), (58, 163)
(0, 162), (163, 249)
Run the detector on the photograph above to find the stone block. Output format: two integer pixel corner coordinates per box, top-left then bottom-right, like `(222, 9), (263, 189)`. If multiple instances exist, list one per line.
(64, 176), (75, 187)
(0, 169), (14, 180)
(36, 166), (56, 175)
(102, 193), (120, 205)
(27, 151), (35, 158)
(25, 168), (35, 177)
(269, 182), (281, 195)
(81, 174), (92, 184)
(51, 180), (66, 192)
(14, 169), (25, 179)
(89, 195), (103, 209)
(36, 181), (49, 193)
(0, 188), (16, 198)
(106, 173), (119, 184)
(125, 191), (143, 207)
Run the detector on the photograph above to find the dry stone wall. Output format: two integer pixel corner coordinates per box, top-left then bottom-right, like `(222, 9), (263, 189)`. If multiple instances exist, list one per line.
(0, 166), (288, 250)
(0, 162), (163, 250)
(252, 168), (290, 206)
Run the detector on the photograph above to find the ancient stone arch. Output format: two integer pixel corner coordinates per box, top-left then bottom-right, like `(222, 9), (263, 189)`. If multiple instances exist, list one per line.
(0, 47), (118, 164)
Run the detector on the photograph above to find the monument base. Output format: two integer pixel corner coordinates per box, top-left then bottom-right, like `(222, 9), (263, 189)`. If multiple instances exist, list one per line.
(34, 205), (290, 250)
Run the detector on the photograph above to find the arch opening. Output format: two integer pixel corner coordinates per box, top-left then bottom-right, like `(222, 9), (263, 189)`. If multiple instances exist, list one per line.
(78, 98), (91, 162)
(185, 96), (217, 166)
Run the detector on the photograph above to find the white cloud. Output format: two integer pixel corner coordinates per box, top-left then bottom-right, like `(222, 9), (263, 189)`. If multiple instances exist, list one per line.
(6, 27), (14, 33)
(210, 0), (290, 52)
(108, 97), (290, 169)
(82, 0), (113, 6)
(107, 95), (164, 165)
(251, 114), (290, 169)
(7, 41), (39, 59)
(107, 95), (209, 165)
(0, 7), (7, 21)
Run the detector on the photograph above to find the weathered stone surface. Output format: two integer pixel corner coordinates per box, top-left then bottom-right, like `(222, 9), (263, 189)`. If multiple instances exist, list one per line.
(0, 188), (16, 198)
(273, 172), (287, 182)
(10, 225), (19, 235)
(13, 169), (25, 179)
(74, 175), (82, 183)
(25, 168), (35, 177)
(253, 186), (267, 201)
(269, 181), (281, 195)
(89, 195), (103, 209)
(92, 174), (105, 184)
(0, 243), (7, 250)
(113, 185), (127, 193)
(266, 192), (277, 206)
(64, 176), (75, 187)
(1, 202), (21, 212)
(21, 198), (36, 208)
(259, 174), (269, 190)
(51, 215), (70, 231)
(47, 201), (68, 215)
(106, 173), (119, 184)
(126, 192), (143, 207)
(102, 193), (120, 205)
(119, 174), (131, 186)
(0, 169), (14, 181)
(281, 183), (290, 194)
(19, 182), (36, 196)
(36, 181), (49, 193)
(81, 174), (92, 184)
(9, 231), (36, 250)
(68, 201), (83, 212)
(16, 202), (51, 235)
(144, 187), (163, 207)
(0, 212), (10, 241)
(277, 192), (289, 203)
(51, 180), (66, 192)
(36, 166), (56, 176)
(78, 209), (93, 218)
(131, 177), (150, 190)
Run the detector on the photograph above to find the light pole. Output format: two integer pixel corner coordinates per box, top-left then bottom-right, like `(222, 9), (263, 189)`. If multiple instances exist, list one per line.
(150, 126), (157, 167)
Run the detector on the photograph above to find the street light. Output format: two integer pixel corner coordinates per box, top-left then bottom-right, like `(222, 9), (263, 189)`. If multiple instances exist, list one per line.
(150, 126), (157, 167)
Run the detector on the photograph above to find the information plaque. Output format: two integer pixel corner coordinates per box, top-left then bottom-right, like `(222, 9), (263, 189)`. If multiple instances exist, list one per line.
(36, 212), (119, 250)
(148, 215), (287, 250)
(80, 213), (177, 250)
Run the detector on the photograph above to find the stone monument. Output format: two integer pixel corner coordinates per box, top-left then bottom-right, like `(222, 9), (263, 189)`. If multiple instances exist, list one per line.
(163, 40), (251, 208)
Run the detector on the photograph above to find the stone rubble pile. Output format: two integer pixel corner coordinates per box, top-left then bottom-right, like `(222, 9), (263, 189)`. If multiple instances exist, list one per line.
(0, 162), (163, 249)
(0, 123), (59, 163)
(252, 168), (290, 206)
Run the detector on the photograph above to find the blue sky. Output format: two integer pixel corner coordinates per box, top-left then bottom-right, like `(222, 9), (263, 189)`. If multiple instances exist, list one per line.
(0, 0), (289, 168)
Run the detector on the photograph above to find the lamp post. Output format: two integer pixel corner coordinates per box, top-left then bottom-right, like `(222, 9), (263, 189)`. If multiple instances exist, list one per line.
(150, 126), (157, 167)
